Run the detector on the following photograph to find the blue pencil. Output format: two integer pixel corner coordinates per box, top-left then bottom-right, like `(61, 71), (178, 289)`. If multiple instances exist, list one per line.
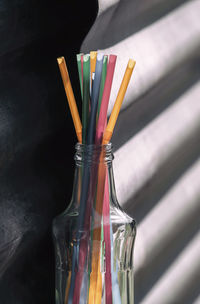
(87, 53), (104, 144)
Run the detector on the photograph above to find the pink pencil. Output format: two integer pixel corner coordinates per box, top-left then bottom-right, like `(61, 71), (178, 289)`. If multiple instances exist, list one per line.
(95, 55), (117, 144)
(81, 54), (84, 89)
(94, 54), (117, 302)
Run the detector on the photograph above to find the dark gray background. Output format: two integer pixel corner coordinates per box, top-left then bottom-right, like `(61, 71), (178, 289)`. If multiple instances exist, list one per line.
(0, 1), (98, 303)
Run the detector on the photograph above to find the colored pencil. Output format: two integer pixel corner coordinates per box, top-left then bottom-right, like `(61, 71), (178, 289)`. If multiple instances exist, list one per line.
(97, 55), (108, 119)
(57, 57), (82, 143)
(82, 54), (90, 143)
(103, 59), (136, 144)
(76, 53), (83, 98)
(87, 53), (104, 144)
(96, 54), (117, 144)
(90, 51), (97, 85)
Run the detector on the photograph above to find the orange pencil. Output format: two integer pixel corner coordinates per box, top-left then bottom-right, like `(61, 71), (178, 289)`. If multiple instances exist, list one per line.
(103, 59), (136, 144)
(90, 51), (97, 84)
(88, 153), (106, 304)
(89, 59), (136, 303)
(57, 57), (82, 143)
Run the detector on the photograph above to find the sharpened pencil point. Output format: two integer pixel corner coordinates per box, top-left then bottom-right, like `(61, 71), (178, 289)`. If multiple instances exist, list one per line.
(97, 53), (104, 61)
(83, 54), (90, 62)
(76, 54), (82, 61)
(90, 51), (97, 59)
(128, 59), (136, 69)
(57, 57), (64, 64)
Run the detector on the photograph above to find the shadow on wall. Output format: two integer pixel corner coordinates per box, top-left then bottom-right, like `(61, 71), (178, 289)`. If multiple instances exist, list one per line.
(82, 0), (188, 50)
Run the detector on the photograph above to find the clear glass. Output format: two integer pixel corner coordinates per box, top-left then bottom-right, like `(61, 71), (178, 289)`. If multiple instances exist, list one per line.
(52, 143), (136, 304)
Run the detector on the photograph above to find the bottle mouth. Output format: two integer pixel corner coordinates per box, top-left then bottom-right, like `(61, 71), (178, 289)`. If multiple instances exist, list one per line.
(74, 143), (114, 164)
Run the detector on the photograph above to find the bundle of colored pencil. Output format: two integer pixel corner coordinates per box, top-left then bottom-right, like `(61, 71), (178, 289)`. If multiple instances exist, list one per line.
(57, 52), (136, 304)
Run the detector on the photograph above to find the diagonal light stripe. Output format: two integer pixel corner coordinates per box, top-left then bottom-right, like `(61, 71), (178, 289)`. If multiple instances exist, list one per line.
(113, 81), (200, 206)
(134, 156), (200, 274)
(140, 231), (200, 304)
(96, 0), (200, 114)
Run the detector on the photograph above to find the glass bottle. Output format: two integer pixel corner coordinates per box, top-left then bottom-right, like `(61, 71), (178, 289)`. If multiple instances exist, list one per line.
(52, 143), (136, 304)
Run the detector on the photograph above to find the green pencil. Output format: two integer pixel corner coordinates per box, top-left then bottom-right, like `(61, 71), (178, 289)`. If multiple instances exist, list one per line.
(97, 55), (108, 119)
(82, 54), (90, 144)
(76, 53), (83, 99)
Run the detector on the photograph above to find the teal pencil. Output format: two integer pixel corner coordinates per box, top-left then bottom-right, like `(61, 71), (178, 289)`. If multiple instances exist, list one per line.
(76, 53), (83, 99)
(97, 55), (108, 119)
(82, 54), (90, 144)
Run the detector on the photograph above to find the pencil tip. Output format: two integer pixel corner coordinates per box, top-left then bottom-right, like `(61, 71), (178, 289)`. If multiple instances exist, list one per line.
(128, 59), (136, 69)
(97, 53), (104, 61)
(90, 51), (97, 59)
(76, 54), (82, 61)
(103, 55), (108, 63)
(57, 57), (64, 64)
(83, 54), (90, 62)
(109, 54), (117, 64)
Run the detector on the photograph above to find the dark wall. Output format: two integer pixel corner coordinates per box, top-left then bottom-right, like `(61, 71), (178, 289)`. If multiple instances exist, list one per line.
(0, 1), (98, 303)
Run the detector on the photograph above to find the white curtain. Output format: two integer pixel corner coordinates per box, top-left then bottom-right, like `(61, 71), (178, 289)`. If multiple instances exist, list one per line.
(81, 0), (200, 303)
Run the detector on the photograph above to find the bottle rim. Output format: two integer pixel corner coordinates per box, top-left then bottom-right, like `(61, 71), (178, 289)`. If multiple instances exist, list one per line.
(75, 142), (112, 150)
(74, 142), (114, 164)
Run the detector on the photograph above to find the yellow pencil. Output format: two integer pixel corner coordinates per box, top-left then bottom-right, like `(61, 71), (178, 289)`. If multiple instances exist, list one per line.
(103, 59), (136, 144)
(90, 51), (97, 83)
(57, 57), (82, 143)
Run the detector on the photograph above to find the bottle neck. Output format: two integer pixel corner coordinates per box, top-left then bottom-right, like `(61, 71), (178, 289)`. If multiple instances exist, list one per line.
(71, 143), (117, 207)
(74, 143), (114, 167)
